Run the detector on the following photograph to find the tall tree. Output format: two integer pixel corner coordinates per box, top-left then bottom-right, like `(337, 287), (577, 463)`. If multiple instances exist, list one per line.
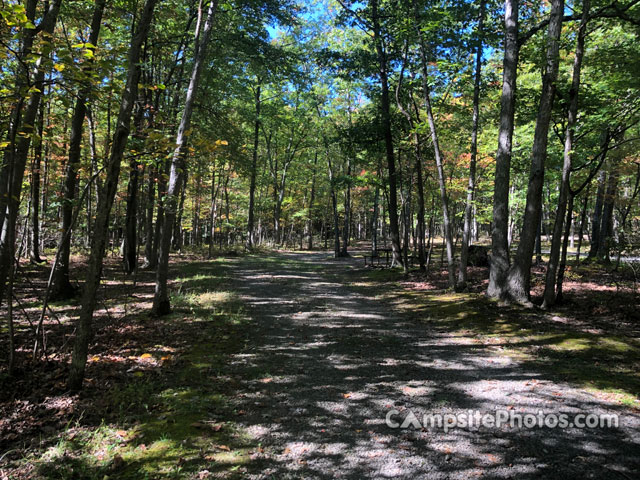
(458, 0), (485, 289)
(50, 0), (107, 299)
(371, 0), (402, 267)
(0, 0), (63, 306)
(68, 0), (159, 390)
(504, 0), (564, 305)
(487, 0), (518, 300)
(247, 81), (261, 248)
(542, 0), (590, 308)
(153, 0), (218, 315)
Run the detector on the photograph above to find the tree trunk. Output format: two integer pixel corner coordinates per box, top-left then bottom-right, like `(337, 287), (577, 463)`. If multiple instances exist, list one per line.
(143, 164), (157, 266)
(327, 153), (341, 257)
(247, 83), (260, 249)
(417, 40), (455, 288)
(505, 0), (564, 305)
(153, 0), (218, 315)
(371, 181), (379, 255)
(555, 194), (574, 303)
(30, 103), (45, 263)
(458, 0), (485, 289)
(372, 0), (402, 267)
(487, 0), (518, 299)
(68, 0), (158, 390)
(123, 97), (145, 274)
(542, 0), (589, 308)
(50, 0), (107, 298)
(306, 150), (318, 250)
(341, 156), (351, 257)
(575, 185), (590, 263)
(598, 153), (620, 261)
(0, 0), (63, 306)
(588, 168), (606, 259)
(172, 171), (188, 251)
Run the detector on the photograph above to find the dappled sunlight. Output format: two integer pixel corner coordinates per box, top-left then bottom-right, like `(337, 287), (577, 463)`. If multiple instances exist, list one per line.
(219, 251), (640, 479)
(4, 252), (639, 479)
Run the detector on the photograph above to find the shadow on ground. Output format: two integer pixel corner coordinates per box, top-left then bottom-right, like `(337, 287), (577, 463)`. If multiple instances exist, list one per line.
(225, 251), (640, 479)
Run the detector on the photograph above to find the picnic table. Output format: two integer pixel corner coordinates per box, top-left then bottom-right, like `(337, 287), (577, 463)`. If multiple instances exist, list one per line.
(363, 248), (420, 268)
(363, 248), (392, 267)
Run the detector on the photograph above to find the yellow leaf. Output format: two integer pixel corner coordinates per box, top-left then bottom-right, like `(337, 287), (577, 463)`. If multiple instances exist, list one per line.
(54, 63), (65, 72)
(140, 353), (152, 359)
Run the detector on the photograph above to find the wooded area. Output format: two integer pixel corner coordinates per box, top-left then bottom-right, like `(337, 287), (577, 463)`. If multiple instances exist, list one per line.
(1, 0), (639, 478)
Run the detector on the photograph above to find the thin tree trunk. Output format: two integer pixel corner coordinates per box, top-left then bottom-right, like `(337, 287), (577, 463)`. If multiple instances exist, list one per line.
(306, 150), (318, 250)
(247, 83), (260, 249)
(588, 168), (607, 258)
(51, 0), (107, 298)
(0, 0), (63, 306)
(372, 0), (402, 267)
(555, 194), (574, 303)
(153, 0), (218, 315)
(68, 0), (158, 390)
(327, 153), (341, 257)
(341, 156), (351, 256)
(30, 103), (45, 263)
(149, 159), (170, 269)
(542, 0), (589, 308)
(575, 185), (590, 263)
(143, 164), (157, 266)
(173, 171), (188, 251)
(123, 96), (145, 274)
(417, 39), (455, 288)
(505, 0), (564, 305)
(458, 0), (485, 289)
(488, 0), (518, 299)
(371, 181), (379, 255)
(598, 153), (621, 261)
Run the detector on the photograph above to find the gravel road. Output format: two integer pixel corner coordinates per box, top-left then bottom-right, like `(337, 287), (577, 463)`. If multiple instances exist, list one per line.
(226, 251), (639, 479)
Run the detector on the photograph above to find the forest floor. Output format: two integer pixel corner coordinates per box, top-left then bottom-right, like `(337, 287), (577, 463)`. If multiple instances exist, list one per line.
(1, 249), (639, 479)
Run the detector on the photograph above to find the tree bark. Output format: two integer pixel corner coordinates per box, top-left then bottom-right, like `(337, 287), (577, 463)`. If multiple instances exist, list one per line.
(306, 150), (318, 250)
(0, 0), (63, 306)
(143, 164), (157, 266)
(588, 168), (607, 259)
(68, 0), (158, 390)
(417, 40), (455, 288)
(247, 83), (261, 249)
(372, 0), (402, 267)
(542, 0), (589, 308)
(505, 0), (564, 305)
(597, 149), (621, 261)
(341, 155), (351, 257)
(327, 152), (341, 257)
(574, 185), (590, 263)
(458, 0), (485, 289)
(488, 0), (518, 300)
(153, 0), (218, 315)
(555, 194), (574, 303)
(123, 96), (145, 274)
(30, 102), (45, 264)
(51, 0), (107, 298)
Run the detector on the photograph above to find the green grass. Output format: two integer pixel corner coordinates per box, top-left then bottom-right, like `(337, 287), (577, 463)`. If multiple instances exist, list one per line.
(353, 266), (640, 408)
